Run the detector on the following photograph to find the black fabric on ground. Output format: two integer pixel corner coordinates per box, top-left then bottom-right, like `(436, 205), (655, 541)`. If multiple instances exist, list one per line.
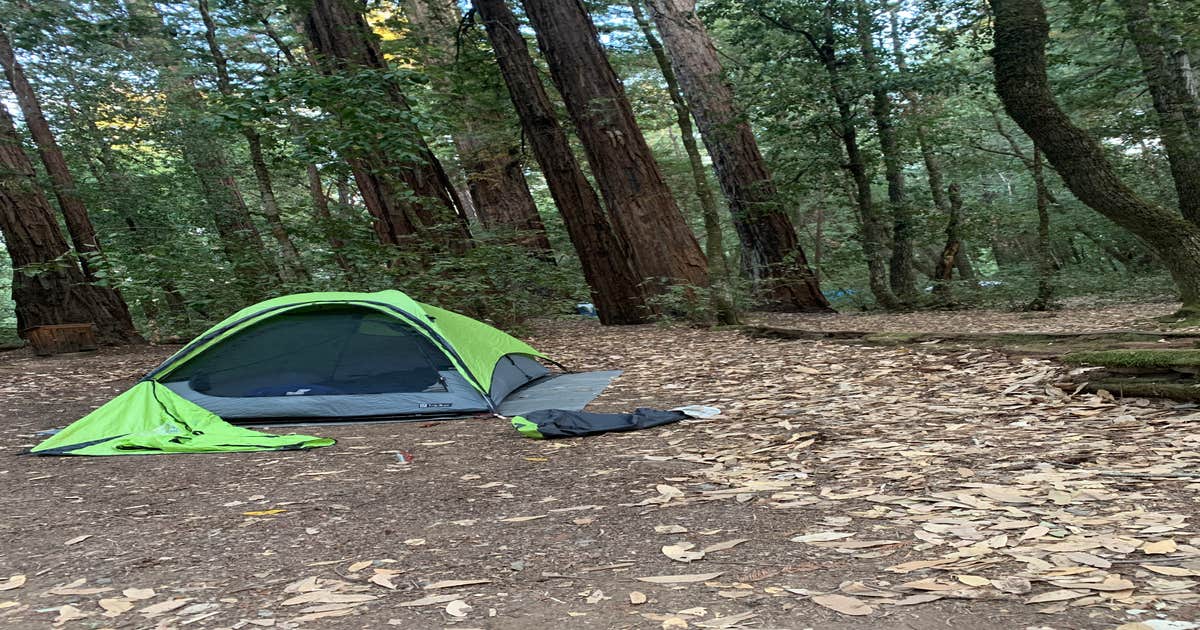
(521, 408), (685, 439)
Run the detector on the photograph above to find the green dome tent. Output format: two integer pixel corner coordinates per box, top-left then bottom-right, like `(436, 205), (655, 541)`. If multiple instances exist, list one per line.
(32, 290), (553, 456)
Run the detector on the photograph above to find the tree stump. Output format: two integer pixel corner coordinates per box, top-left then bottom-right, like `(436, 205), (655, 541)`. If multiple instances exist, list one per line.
(27, 323), (98, 356)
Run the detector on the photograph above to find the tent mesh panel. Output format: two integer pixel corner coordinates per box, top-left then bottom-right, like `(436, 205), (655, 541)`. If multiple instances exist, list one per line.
(162, 306), (454, 397)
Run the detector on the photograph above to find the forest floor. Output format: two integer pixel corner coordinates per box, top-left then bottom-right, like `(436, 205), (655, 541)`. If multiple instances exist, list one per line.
(2, 300), (1200, 629)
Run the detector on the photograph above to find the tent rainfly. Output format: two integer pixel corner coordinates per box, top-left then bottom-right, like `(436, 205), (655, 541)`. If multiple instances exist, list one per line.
(32, 290), (554, 455)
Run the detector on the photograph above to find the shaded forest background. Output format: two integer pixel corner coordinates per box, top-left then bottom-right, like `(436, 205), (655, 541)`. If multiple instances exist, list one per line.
(0, 0), (1196, 342)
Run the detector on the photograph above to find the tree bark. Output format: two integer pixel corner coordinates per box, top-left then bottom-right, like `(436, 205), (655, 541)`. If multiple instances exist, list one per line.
(0, 21), (105, 281)
(474, 0), (649, 324)
(777, 8), (898, 308)
(197, 0), (308, 282)
(404, 0), (552, 255)
(932, 182), (963, 303)
(854, 0), (915, 303)
(1117, 0), (1200, 224)
(645, 0), (828, 312)
(306, 164), (355, 277)
(1028, 149), (1055, 310)
(991, 0), (1200, 315)
(519, 0), (709, 292)
(0, 103), (141, 344)
(629, 0), (737, 323)
(295, 0), (471, 251)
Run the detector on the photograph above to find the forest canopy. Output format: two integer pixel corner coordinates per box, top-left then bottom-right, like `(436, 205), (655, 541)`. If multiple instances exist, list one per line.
(0, 0), (1197, 342)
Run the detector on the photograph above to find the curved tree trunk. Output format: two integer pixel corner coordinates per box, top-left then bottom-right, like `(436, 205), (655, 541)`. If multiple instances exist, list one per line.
(474, 0), (649, 324)
(646, 0), (829, 312)
(0, 103), (141, 344)
(0, 21), (104, 281)
(519, 0), (709, 292)
(296, 0), (471, 252)
(991, 0), (1200, 315)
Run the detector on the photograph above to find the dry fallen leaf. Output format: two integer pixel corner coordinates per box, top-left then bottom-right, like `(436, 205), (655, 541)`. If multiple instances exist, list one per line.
(791, 532), (854, 543)
(629, 591), (647, 605)
(99, 598), (134, 616)
(810, 593), (873, 616)
(63, 535), (92, 546)
(636, 572), (723, 584)
(398, 594), (460, 607)
(347, 560), (373, 573)
(1025, 589), (1088, 604)
(281, 592), (377, 606)
(701, 539), (748, 554)
(54, 604), (88, 624)
(655, 525), (689, 534)
(499, 515), (546, 523)
(0, 576), (25, 591)
(243, 509), (286, 517)
(423, 579), (492, 590)
(990, 577), (1032, 594)
(1142, 565), (1199, 577)
(662, 543), (705, 563)
(1142, 540), (1178, 555)
(123, 587), (155, 600)
(955, 575), (990, 587)
(140, 598), (194, 616)
(445, 599), (472, 618)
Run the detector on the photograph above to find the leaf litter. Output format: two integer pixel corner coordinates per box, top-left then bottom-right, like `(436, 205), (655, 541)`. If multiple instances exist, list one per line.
(6, 306), (1200, 628)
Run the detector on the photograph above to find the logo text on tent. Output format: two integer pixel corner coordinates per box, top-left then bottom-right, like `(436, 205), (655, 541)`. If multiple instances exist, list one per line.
(419, 403), (453, 408)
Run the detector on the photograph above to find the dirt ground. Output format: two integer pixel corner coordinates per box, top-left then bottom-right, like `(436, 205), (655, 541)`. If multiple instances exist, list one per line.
(3, 301), (1200, 629)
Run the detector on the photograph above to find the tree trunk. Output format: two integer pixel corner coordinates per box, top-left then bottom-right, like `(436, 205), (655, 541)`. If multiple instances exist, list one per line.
(629, 0), (737, 323)
(296, 0), (472, 251)
(1117, 0), (1200, 224)
(197, 0), (308, 282)
(783, 8), (898, 308)
(404, 0), (552, 255)
(519, 0), (709, 292)
(0, 103), (141, 344)
(645, 0), (828, 312)
(306, 163), (355, 277)
(991, 0), (1200, 315)
(854, 0), (915, 303)
(1027, 148), (1055, 310)
(474, 0), (649, 324)
(126, 0), (280, 297)
(932, 182), (963, 303)
(0, 21), (104, 281)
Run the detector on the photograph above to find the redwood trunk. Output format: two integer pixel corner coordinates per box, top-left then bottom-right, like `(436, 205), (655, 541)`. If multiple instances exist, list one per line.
(0, 104), (140, 344)
(474, 0), (648, 324)
(519, 0), (709, 290)
(932, 183), (962, 303)
(629, 0), (737, 323)
(991, 0), (1200, 314)
(297, 0), (471, 250)
(0, 22), (103, 281)
(405, 0), (551, 254)
(646, 0), (829, 312)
